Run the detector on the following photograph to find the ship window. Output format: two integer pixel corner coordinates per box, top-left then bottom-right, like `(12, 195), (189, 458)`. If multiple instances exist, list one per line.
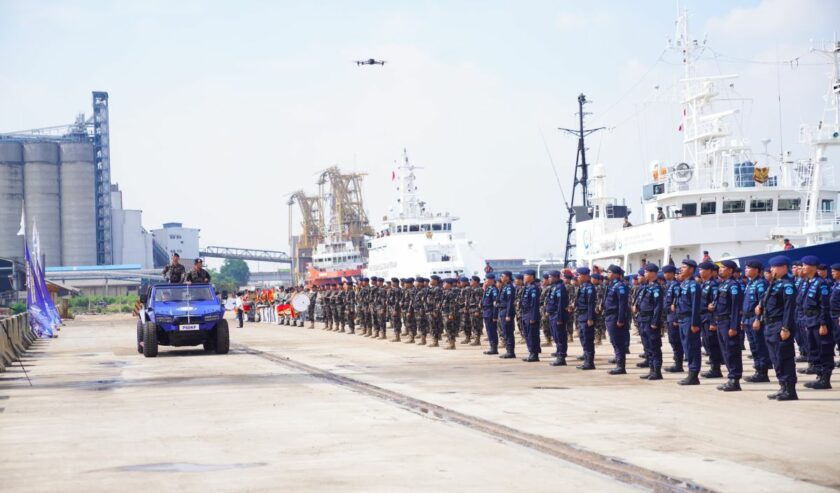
(432, 224), (442, 231)
(680, 203), (697, 217)
(445, 223), (451, 230)
(409, 224), (419, 232)
(750, 199), (773, 212)
(821, 199), (834, 213)
(722, 200), (745, 213)
(700, 202), (716, 215)
(421, 224), (430, 232)
(778, 198), (801, 211)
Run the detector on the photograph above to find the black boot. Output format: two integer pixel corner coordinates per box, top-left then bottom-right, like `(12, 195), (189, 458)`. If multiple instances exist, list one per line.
(795, 354), (808, 363)
(483, 345), (498, 355)
(678, 370), (700, 385)
(744, 368), (770, 383)
(648, 363), (663, 381)
(797, 364), (817, 375)
(665, 361), (684, 373)
(717, 378), (741, 392)
(701, 363), (723, 379)
(576, 352), (595, 370)
(640, 365), (654, 379)
(775, 381), (799, 401)
(608, 358), (626, 375)
(767, 384), (785, 400)
(499, 349), (516, 359)
(550, 355), (566, 366)
(636, 358), (650, 368)
(522, 353), (539, 362)
(805, 373), (832, 390)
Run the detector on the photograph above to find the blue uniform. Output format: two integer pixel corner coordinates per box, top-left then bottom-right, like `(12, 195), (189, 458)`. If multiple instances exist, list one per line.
(636, 281), (664, 369)
(576, 281), (597, 357)
(763, 276), (798, 384)
(794, 277), (809, 358)
(714, 278), (743, 379)
(521, 281), (542, 355)
(664, 278), (683, 366)
(742, 276), (770, 372)
(830, 280), (840, 354)
(482, 285), (499, 348)
(801, 276), (833, 377)
(700, 279), (722, 368)
(546, 282), (569, 358)
(602, 279), (629, 363)
(497, 283), (516, 353)
(676, 278), (703, 372)
(633, 281), (650, 358)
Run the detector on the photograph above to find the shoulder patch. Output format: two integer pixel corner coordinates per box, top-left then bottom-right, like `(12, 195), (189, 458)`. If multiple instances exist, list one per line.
(690, 285), (696, 293)
(785, 286), (794, 295)
(653, 290), (660, 298)
(730, 286), (738, 295)
(821, 286), (829, 296)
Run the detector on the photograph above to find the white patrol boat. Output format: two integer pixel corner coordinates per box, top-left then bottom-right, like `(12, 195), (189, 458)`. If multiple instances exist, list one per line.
(364, 150), (485, 280)
(575, 9), (840, 272)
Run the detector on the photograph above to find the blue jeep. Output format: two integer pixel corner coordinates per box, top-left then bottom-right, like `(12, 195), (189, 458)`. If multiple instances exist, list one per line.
(137, 284), (229, 357)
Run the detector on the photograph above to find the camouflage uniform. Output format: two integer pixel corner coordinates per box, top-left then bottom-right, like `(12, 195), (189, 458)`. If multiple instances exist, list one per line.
(367, 283), (379, 337)
(372, 283), (387, 339)
(357, 283), (370, 332)
(565, 281), (577, 342)
(441, 285), (459, 348)
(457, 283), (472, 343)
(322, 289), (333, 329)
(387, 282), (402, 340)
(162, 263), (186, 284)
(185, 268), (211, 284)
(334, 288), (346, 331)
(539, 282), (552, 346)
(414, 282), (429, 343)
(595, 281), (607, 344)
(402, 283), (417, 342)
(514, 283), (525, 341)
(344, 286), (356, 333)
(426, 282), (444, 345)
(467, 284), (484, 344)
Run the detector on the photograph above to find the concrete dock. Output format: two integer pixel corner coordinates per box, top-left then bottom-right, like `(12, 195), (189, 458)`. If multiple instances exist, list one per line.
(1, 314), (838, 492)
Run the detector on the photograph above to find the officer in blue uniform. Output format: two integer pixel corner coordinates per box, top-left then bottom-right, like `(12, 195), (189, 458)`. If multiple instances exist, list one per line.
(830, 264), (840, 369)
(636, 264), (664, 380)
(633, 269), (650, 368)
(698, 261), (724, 379)
(520, 269), (541, 362)
(799, 256), (833, 390)
(482, 273), (499, 355)
(545, 270), (569, 366)
(497, 271), (517, 359)
(662, 264), (684, 373)
(713, 260), (743, 391)
(603, 265), (629, 375)
(572, 268), (596, 370)
(742, 260), (771, 383)
(676, 259), (703, 385)
(759, 255), (799, 401)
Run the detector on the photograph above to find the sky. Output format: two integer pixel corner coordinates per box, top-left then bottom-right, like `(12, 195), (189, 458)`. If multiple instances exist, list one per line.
(2, 0), (839, 266)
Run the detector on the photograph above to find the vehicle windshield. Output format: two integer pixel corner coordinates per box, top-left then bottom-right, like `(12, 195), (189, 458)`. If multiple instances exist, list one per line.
(154, 286), (214, 302)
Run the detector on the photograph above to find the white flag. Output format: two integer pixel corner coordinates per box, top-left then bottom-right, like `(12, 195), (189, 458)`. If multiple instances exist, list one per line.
(16, 203), (25, 236)
(32, 221), (41, 267)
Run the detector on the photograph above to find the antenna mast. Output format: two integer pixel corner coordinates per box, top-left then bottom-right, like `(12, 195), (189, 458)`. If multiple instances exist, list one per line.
(559, 94), (605, 267)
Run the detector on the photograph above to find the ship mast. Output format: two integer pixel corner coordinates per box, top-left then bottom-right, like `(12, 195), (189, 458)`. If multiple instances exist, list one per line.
(395, 149), (422, 219)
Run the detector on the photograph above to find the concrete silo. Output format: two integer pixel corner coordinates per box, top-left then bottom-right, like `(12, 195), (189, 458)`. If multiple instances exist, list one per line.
(0, 141), (25, 260)
(59, 142), (96, 266)
(23, 142), (62, 266)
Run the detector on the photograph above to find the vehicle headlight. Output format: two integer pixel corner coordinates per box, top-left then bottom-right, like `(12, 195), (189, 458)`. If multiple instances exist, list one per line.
(203, 314), (220, 321)
(156, 315), (174, 323)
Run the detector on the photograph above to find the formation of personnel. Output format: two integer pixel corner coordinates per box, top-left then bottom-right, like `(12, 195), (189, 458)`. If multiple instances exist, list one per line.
(296, 256), (840, 402)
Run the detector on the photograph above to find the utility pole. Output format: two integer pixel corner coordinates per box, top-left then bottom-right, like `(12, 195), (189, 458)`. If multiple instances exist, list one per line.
(558, 94), (604, 267)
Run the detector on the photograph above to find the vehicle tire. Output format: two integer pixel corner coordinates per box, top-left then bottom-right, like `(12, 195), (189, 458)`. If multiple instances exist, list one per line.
(136, 319), (144, 354)
(214, 319), (230, 354)
(202, 340), (215, 352)
(143, 321), (159, 358)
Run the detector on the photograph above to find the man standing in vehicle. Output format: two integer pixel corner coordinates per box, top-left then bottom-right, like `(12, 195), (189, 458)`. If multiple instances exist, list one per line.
(186, 258), (211, 284)
(162, 253), (186, 284)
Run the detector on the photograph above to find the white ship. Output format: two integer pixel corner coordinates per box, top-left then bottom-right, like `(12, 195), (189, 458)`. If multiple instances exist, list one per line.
(365, 150), (485, 279)
(576, 9), (840, 271)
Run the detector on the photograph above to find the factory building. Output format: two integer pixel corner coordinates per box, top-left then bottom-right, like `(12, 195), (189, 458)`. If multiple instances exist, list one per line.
(0, 91), (157, 269)
(151, 223), (200, 264)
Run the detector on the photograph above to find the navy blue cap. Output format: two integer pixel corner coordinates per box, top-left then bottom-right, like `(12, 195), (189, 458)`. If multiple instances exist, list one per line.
(644, 263), (659, 273)
(502, 270), (513, 278)
(746, 260), (763, 269)
(720, 260), (738, 270)
(592, 273), (602, 280)
(682, 259), (697, 269)
(577, 267), (591, 275)
(443, 278), (453, 284)
(459, 276), (469, 283)
(607, 265), (623, 275)
(661, 265), (676, 274)
(831, 263), (840, 271)
(801, 255), (820, 266)
(542, 273), (549, 279)
(391, 277), (400, 283)
(471, 275), (481, 282)
(407, 277), (415, 283)
(768, 255), (790, 267)
(430, 275), (441, 281)
(818, 264), (828, 270)
(638, 269), (645, 276)
(698, 261), (715, 270)
(346, 280), (354, 286)
(711, 263), (719, 272)
(549, 270), (561, 277)
(523, 269), (537, 277)
(485, 273), (496, 280)
(514, 273), (524, 280)
(657, 272), (665, 279)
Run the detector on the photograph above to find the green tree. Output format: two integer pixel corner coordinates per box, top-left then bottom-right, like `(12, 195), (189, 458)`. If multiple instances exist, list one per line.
(219, 259), (250, 286)
(209, 268), (237, 294)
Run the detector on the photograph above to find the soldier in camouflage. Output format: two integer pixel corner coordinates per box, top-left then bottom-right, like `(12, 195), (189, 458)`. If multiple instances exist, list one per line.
(334, 282), (347, 332)
(514, 274), (525, 344)
(441, 278), (459, 349)
(388, 277), (402, 341)
(162, 253), (187, 284)
(564, 272), (577, 345)
(457, 277), (472, 344)
(414, 277), (429, 345)
(540, 273), (553, 348)
(402, 278), (417, 343)
(466, 276), (484, 345)
(593, 273), (607, 345)
(426, 275), (444, 347)
(343, 280), (356, 334)
(357, 278), (370, 335)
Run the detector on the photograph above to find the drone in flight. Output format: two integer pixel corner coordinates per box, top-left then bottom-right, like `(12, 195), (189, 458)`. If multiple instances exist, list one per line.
(355, 58), (386, 66)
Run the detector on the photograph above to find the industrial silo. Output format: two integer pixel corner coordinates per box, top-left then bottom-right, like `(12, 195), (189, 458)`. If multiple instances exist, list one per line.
(0, 141), (25, 261)
(23, 142), (62, 266)
(59, 142), (96, 266)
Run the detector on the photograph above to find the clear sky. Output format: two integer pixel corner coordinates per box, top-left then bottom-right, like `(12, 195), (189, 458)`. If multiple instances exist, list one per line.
(2, 0), (839, 265)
